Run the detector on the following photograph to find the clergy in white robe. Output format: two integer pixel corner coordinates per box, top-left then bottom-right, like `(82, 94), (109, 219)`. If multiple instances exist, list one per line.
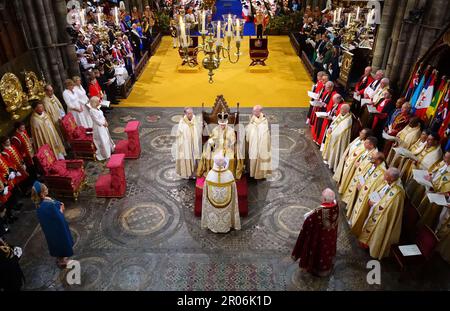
(30, 101), (66, 159)
(88, 97), (115, 161)
(245, 105), (272, 179)
(175, 107), (202, 178)
(73, 76), (94, 128)
(322, 104), (352, 172)
(201, 155), (241, 233)
(63, 79), (93, 129)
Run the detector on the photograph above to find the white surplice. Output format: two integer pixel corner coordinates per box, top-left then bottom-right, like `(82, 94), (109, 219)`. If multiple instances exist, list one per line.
(74, 85), (94, 128)
(89, 106), (115, 161)
(63, 88), (93, 128)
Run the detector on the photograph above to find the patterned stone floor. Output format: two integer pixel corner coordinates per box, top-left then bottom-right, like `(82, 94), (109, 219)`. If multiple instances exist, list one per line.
(7, 107), (450, 291)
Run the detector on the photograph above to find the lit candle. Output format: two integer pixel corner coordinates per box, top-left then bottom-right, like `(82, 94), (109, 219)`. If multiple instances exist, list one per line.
(217, 21), (221, 41)
(236, 19), (240, 41)
(346, 13), (351, 28)
(227, 14), (232, 36)
(114, 7), (119, 26)
(201, 10), (206, 33)
(337, 7), (342, 22)
(333, 10), (337, 24)
(356, 6), (360, 21)
(97, 13), (101, 26)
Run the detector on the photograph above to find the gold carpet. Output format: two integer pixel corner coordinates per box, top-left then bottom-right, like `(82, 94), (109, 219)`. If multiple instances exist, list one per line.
(120, 36), (312, 108)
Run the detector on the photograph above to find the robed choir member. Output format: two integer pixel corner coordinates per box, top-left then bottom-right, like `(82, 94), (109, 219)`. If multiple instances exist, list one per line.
(306, 71), (325, 124)
(291, 188), (339, 277)
(401, 132), (443, 182)
(30, 101), (67, 159)
(63, 79), (93, 129)
(197, 112), (244, 179)
(371, 90), (394, 138)
(311, 81), (336, 144)
(175, 107), (202, 179)
(333, 128), (373, 185)
(0, 238), (24, 291)
(317, 93), (344, 146)
(32, 182), (74, 268)
(201, 155), (241, 233)
(308, 74), (329, 128)
(370, 78), (390, 106)
(322, 104), (352, 172)
(42, 84), (66, 127)
(352, 66), (374, 115)
(383, 103), (412, 156)
(358, 168), (405, 259)
(245, 105), (272, 179)
(89, 97), (115, 161)
(387, 125), (425, 167)
(337, 136), (378, 195)
(344, 152), (387, 236)
(363, 70), (384, 101)
(415, 153), (450, 229)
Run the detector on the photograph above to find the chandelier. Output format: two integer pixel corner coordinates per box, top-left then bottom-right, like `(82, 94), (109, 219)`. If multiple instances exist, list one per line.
(177, 12), (245, 83)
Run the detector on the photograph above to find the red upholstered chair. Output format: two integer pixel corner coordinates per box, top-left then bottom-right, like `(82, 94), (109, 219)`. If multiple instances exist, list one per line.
(194, 175), (248, 217)
(391, 225), (439, 280)
(95, 153), (126, 198)
(114, 121), (141, 159)
(34, 144), (86, 200)
(60, 113), (96, 160)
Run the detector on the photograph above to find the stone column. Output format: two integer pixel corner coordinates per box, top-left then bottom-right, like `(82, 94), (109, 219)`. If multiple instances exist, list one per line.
(371, 0), (399, 70)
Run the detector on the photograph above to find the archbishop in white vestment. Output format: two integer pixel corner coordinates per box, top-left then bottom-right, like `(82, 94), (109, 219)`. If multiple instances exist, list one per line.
(175, 107), (202, 178)
(63, 79), (93, 129)
(201, 155), (241, 233)
(89, 96), (115, 161)
(245, 105), (272, 179)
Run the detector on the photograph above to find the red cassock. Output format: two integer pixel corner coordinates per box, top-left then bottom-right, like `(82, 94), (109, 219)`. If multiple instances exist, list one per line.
(11, 130), (34, 168)
(307, 81), (325, 122)
(0, 174), (13, 204)
(316, 101), (343, 145)
(0, 155), (22, 188)
(355, 74), (374, 96)
(1, 147), (28, 185)
(88, 81), (103, 100)
(311, 90), (336, 143)
(292, 202), (339, 276)
(371, 98), (392, 131)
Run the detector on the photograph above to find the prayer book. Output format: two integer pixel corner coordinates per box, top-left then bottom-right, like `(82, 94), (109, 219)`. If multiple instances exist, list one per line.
(382, 131), (399, 142)
(367, 105), (380, 114)
(412, 169), (433, 188)
(308, 91), (319, 100)
(358, 175), (365, 186)
(393, 147), (418, 161)
(427, 193), (449, 206)
(315, 112), (329, 118)
(101, 100), (110, 108)
(365, 87), (375, 98)
(353, 91), (361, 101)
(361, 98), (371, 106)
(311, 100), (324, 107)
(399, 244), (422, 257)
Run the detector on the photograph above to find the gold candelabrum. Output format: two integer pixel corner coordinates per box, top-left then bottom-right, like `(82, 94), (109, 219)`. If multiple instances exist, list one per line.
(177, 13), (245, 83)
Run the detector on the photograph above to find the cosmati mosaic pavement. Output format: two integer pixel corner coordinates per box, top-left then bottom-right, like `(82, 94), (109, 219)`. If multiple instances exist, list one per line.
(7, 107), (450, 291)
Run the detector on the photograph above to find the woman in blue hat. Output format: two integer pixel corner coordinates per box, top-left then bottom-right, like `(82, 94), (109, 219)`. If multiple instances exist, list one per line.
(31, 181), (74, 268)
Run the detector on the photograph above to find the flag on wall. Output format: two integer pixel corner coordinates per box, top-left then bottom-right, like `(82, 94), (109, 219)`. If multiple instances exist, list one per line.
(427, 79), (448, 120)
(411, 67), (432, 108)
(414, 70), (437, 120)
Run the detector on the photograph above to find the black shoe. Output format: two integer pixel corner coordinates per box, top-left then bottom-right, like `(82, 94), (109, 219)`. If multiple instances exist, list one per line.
(7, 216), (18, 224)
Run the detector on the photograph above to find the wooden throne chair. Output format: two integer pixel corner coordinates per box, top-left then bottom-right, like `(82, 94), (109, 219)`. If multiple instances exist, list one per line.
(249, 37), (269, 66)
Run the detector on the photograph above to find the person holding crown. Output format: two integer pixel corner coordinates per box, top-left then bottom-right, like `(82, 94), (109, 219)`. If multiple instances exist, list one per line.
(197, 111), (244, 179)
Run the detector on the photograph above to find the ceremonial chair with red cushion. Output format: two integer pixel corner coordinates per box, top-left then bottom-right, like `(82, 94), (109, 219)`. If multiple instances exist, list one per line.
(60, 112), (96, 160)
(34, 144), (86, 200)
(391, 225), (439, 280)
(114, 121), (141, 159)
(249, 37), (269, 66)
(95, 153), (126, 198)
